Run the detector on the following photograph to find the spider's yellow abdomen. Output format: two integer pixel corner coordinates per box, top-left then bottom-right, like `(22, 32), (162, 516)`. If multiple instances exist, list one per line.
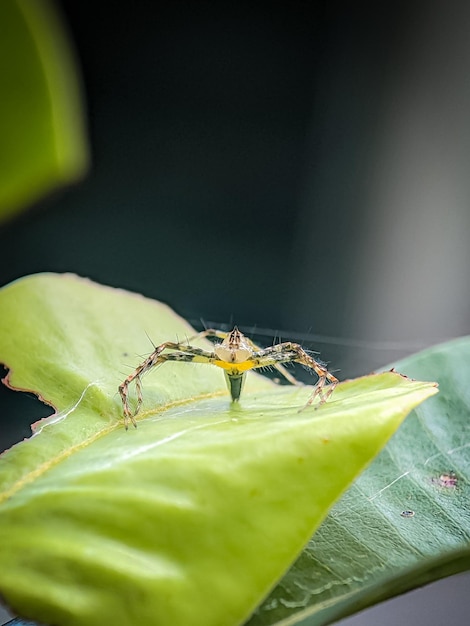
(213, 359), (256, 373)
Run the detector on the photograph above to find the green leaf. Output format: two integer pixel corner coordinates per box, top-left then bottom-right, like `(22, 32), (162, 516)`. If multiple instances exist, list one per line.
(0, 0), (88, 222)
(0, 274), (436, 626)
(248, 338), (470, 626)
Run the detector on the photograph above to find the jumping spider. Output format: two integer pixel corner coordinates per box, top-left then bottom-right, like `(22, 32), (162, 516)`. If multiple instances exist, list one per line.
(119, 327), (338, 428)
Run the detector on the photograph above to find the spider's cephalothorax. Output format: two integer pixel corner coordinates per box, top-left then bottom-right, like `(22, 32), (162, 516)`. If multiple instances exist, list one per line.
(213, 327), (255, 402)
(214, 327), (252, 363)
(119, 327), (338, 428)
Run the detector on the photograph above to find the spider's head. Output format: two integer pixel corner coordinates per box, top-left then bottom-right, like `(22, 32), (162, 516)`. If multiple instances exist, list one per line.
(214, 327), (252, 363)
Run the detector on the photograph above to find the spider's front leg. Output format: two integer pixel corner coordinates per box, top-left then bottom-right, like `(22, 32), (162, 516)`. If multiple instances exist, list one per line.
(118, 341), (216, 428)
(287, 343), (338, 409)
(251, 342), (338, 410)
(119, 346), (165, 429)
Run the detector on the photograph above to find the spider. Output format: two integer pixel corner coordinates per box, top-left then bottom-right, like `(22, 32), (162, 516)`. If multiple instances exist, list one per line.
(119, 327), (338, 428)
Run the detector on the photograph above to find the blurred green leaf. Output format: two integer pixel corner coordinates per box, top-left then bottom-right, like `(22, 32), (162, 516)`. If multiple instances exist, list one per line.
(0, 274), (435, 626)
(0, 0), (88, 222)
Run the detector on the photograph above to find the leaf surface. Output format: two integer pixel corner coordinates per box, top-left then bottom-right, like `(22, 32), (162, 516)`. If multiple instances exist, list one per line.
(0, 274), (437, 626)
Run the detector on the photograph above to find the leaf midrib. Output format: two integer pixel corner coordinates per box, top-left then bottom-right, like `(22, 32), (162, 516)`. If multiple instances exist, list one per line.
(0, 388), (229, 505)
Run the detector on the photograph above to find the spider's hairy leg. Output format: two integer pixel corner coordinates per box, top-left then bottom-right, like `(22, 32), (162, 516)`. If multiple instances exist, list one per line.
(301, 365), (338, 409)
(290, 345), (338, 409)
(243, 335), (300, 386)
(119, 346), (164, 429)
(233, 331), (301, 386)
(118, 341), (216, 428)
(249, 342), (338, 409)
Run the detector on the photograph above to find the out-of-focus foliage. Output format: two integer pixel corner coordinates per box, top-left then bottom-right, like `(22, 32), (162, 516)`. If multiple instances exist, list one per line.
(0, 0), (88, 223)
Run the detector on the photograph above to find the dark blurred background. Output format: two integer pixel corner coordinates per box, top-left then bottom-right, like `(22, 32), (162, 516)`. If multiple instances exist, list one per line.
(1, 2), (470, 623)
(2, 0), (470, 444)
